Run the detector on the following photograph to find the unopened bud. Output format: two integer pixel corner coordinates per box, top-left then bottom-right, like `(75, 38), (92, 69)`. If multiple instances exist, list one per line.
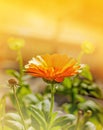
(81, 41), (95, 54)
(78, 110), (84, 116)
(87, 110), (92, 117)
(8, 37), (25, 50)
(8, 79), (17, 87)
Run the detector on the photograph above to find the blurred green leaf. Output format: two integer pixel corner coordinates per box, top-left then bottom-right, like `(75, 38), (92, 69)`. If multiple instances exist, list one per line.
(31, 115), (40, 130)
(28, 105), (47, 129)
(52, 114), (76, 128)
(5, 120), (24, 130)
(42, 99), (50, 121)
(23, 94), (39, 106)
(50, 126), (61, 130)
(72, 78), (81, 87)
(62, 78), (72, 88)
(0, 96), (6, 118)
(6, 69), (20, 79)
(75, 94), (85, 102)
(95, 113), (103, 126)
(42, 99), (50, 113)
(0, 126), (12, 130)
(49, 111), (58, 126)
(80, 65), (93, 81)
(83, 121), (96, 130)
(5, 113), (21, 122)
(78, 100), (100, 112)
(28, 126), (35, 130)
(17, 84), (31, 99)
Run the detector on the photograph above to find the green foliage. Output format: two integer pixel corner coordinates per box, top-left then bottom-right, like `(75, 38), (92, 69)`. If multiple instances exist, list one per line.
(45, 65), (103, 127)
(6, 68), (31, 112)
(27, 100), (96, 130)
(80, 65), (93, 81)
(62, 65), (102, 98)
(4, 114), (24, 130)
(3, 101), (97, 130)
(82, 121), (96, 130)
(6, 69), (20, 79)
(1, 44), (102, 130)
(78, 100), (103, 126)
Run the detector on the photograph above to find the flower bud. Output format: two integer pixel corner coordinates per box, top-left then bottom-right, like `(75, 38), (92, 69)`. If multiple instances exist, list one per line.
(81, 41), (95, 54)
(8, 37), (25, 50)
(8, 79), (17, 87)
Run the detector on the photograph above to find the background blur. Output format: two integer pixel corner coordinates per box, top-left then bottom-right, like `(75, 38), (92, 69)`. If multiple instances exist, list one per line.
(0, 0), (103, 82)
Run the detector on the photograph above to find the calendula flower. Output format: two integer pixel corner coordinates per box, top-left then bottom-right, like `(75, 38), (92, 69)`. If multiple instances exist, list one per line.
(8, 37), (25, 50)
(81, 41), (95, 54)
(25, 54), (81, 83)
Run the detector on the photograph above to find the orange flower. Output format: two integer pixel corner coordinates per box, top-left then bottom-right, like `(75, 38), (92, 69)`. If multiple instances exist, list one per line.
(25, 54), (81, 82)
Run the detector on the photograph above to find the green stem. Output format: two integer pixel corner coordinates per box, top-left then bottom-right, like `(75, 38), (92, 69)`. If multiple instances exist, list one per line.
(50, 83), (55, 115)
(75, 111), (82, 130)
(70, 85), (75, 113)
(18, 50), (24, 85)
(77, 51), (84, 63)
(13, 86), (27, 130)
(1, 96), (6, 130)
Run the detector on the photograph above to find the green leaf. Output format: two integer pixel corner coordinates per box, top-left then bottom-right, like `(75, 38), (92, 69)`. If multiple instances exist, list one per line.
(50, 111), (58, 124)
(28, 126), (35, 130)
(90, 91), (101, 98)
(80, 65), (93, 81)
(17, 84), (31, 99)
(78, 100), (103, 126)
(28, 105), (47, 129)
(80, 89), (88, 95)
(0, 96), (6, 118)
(31, 115), (40, 130)
(5, 120), (24, 130)
(83, 121), (96, 130)
(0, 126), (12, 130)
(78, 100), (100, 112)
(75, 94), (85, 102)
(35, 93), (44, 101)
(88, 83), (102, 98)
(52, 114), (76, 128)
(46, 111), (58, 129)
(23, 94), (39, 106)
(6, 69), (20, 79)
(41, 99), (51, 121)
(62, 78), (72, 88)
(80, 82), (88, 89)
(95, 113), (103, 126)
(42, 99), (50, 113)
(72, 78), (81, 87)
(5, 113), (21, 122)
(50, 126), (61, 130)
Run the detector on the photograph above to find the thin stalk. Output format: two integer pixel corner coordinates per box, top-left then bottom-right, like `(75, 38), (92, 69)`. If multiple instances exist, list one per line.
(0, 96), (6, 130)
(70, 85), (76, 113)
(13, 86), (26, 130)
(17, 50), (24, 85)
(75, 110), (82, 130)
(75, 116), (79, 130)
(77, 51), (84, 63)
(47, 83), (55, 130)
(50, 83), (55, 115)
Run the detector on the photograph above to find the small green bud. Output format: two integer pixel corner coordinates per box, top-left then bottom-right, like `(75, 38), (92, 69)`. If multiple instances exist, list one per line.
(8, 37), (25, 50)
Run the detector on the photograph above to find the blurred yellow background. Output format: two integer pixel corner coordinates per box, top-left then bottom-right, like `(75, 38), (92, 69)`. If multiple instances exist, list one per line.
(0, 0), (103, 80)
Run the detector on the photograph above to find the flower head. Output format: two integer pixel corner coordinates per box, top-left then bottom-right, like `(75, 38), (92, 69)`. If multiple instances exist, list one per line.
(81, 41), (95, 54)
(25, 54), (81, 83)
(8, 37), (25, 50)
